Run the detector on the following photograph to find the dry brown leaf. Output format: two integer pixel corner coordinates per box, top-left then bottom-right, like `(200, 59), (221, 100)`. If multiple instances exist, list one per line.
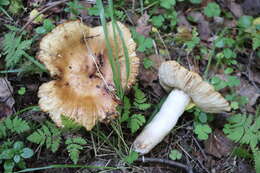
(204, 129), (234, 158)
(139, 54), (165, 97)
(136, 12), (152, 37)
(236, 78), (260, 112)
(188, 12), (211, 41)
(242, 0), (260, 16)
(0, 77), (15, 118)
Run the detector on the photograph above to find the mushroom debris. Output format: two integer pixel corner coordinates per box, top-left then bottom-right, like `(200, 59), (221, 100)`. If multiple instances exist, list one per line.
(133, 60), (230, 154)
(38, 21), (139, 130)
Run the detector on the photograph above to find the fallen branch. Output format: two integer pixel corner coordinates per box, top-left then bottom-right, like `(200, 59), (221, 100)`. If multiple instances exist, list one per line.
(135, 157), (193, 173)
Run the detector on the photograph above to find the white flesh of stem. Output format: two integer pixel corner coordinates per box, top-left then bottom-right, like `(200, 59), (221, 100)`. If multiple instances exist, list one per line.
(133, 89), (190, 154)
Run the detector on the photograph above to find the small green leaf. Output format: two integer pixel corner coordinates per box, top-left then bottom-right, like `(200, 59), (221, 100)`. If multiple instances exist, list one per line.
(4, 160), (14, 172)
(0, 0), (9, 6)
(125, 151), (139, 164)
(18, 87), (26, 95)
(151, 15), (165, 27)
(21, 148), (34, 158)
(13, 155), (21, 163)
(160, 0), (176, 9)
(128, 114), (146, 133)
(169, 149), (182, 160)
(231, 101), (239, 110)
(224, 67), (234, 74)
(194, 123), (212, 140)
(198, 112), (207, 123)
(238, 15), (253, 28)
(35, 27), (46, 34)
(13, 141), (24, 150)
(143, 58), (154, 69)
(227, 76), (240, 87)
(203, 2), (221, 17)
(189, 0), (202, 4)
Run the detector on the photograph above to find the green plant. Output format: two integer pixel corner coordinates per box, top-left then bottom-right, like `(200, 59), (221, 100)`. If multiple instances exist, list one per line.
(124, 150), (139, 164)
(0, 141), (34, 173)
(8, 0), (23, 15)
(131, 29), (153, 52)
(35, 19), (55, 34)
(120, 85), (151, 133)
(184, 28), (200, 52)
(2, 28), (46, 73)
(151, 15), (165, 27)
(189, 0), (201, 4)
(0, 116), (30, 138)
(159, 0), (176, 9)
(17, 87), (26, 95)
(169, 149), (182, 160)
(27, 121), (61, 153)
(203, 2), (221, 18)
(223, 113), (260, 173)
(64, 0), (85, 18)
(143, 57), (154, 69)
(190, 108), (213, 140)
(65, 137), (87, 164)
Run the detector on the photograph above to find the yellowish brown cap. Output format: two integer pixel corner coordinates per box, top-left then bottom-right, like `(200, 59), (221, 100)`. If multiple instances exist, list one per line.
(159, 61), (230, 113)
(38, 21), (139, 130)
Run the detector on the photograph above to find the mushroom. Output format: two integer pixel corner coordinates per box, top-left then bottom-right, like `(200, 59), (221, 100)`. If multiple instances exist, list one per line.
(133, 60), (230, 154)
(38, 21), (139, 130)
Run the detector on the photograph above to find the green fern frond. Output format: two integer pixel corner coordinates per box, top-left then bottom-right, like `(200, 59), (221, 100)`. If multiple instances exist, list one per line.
(27, 121), (61, 152)
(65, 137), (87, 164)
(2, 32), (32, 69)
(224, 114), (260, 173)
(0, 116), (30, 138)
(223, 114), (260, 148)
(253, 149), (260, 173)
(128, 114), (146, 134)
(133, 85), (151, 111)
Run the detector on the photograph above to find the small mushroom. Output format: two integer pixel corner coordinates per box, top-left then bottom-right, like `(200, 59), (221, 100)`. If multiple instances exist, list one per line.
(38, 21), (139, 130)
(133, 60), (230, 154)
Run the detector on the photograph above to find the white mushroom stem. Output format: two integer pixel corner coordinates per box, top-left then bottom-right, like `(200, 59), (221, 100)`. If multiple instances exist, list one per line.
(133, 89), (191, 154)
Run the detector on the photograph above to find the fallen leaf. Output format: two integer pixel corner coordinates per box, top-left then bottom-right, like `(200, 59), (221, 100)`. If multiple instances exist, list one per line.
(177, 12), (192, 31)
(236, 78), (260, 112)
(204, 129), (234, 158)
(242, 0), (260, 16)
(216, 0), (243, 18)
(228, 1), (243, 18)
(188, 12), (211, 41)
(0, 102), (12, 120)
(0, 77), (15, 118)
(139, 54), (166, 97)
(136, 12), (152, 37)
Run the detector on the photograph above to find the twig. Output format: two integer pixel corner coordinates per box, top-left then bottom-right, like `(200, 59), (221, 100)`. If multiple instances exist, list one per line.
(192, 135), (207, 160)
(20, 0), (69, 33)
(178, 143), (210, 173)
(247, 52), (260, 93)
(135, 157), (193, 173)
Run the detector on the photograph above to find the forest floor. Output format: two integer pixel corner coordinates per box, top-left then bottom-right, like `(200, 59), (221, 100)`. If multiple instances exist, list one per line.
(0, 0), (260, 173)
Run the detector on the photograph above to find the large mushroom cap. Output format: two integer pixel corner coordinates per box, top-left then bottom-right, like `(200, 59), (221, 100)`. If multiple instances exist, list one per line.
(159, 61), (230, 113)
(38, 21), (139, 130)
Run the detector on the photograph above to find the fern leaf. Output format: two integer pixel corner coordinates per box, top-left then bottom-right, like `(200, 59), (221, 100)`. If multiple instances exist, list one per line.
(27, 129), (46, 145)
(27, 121), (61, 152)
(2, 31), (32, 69)
(0, 122), (7, 138)
(128, 114), (146, 133)
(0, 117), (30, 137)
(11, 117), (30, 134)
(66, 137), (87, 164)
(253, 149), (260, 173)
